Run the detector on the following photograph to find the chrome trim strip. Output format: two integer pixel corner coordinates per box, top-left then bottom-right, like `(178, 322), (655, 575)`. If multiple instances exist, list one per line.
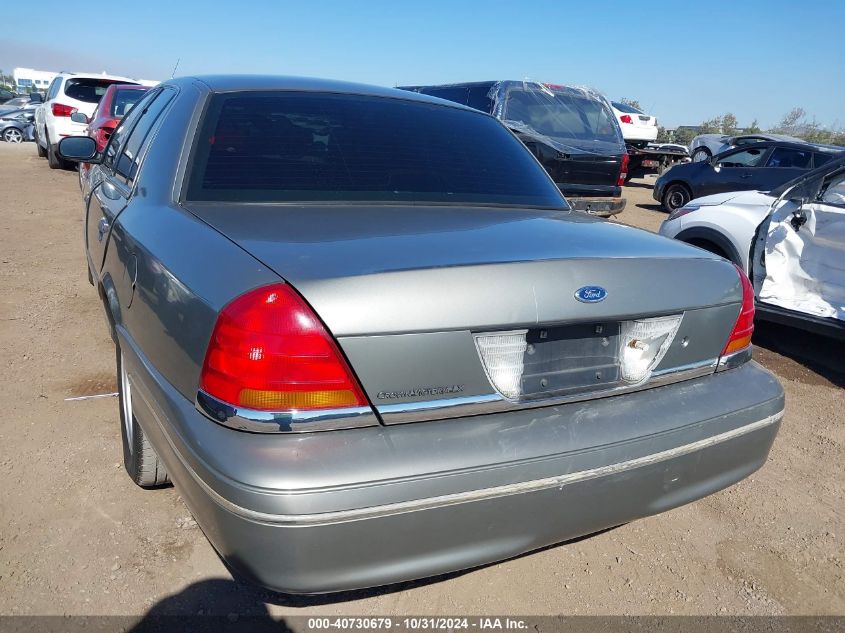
(378, 359), (719, 425)
(190, 411), (783, 527)
(195, 391), (379, 433)
(717, 346), (753, 372)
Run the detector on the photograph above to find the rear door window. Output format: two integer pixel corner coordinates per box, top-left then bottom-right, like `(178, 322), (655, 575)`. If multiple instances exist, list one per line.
(114, 89), (174, 185)
(765, 147), (812, 168)
(102, 89), (160, 171)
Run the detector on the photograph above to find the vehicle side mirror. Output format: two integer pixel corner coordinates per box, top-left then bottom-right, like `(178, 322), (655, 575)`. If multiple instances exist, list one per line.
(70, 111), (89, 124)
(58, 136), (100, 163)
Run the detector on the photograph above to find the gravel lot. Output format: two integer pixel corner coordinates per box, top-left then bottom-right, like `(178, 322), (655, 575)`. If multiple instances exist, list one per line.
(0, 141), (843, 617)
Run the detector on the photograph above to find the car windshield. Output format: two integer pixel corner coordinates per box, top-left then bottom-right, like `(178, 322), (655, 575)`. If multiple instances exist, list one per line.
(65, 79), (135, 104)
(110, 89), (146, 118)
(187, 92), (568, 207)
(612, 101), (643, 114)
(502, 86), (623, 151)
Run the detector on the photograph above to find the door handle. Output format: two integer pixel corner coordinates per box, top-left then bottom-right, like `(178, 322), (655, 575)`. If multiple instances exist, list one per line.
(740, 173), (753, 179)
(97, 217), (110, 242)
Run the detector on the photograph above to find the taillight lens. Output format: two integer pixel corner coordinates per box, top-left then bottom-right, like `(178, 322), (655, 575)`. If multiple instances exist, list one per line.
(617, 152), (630, 186)
(94, 127), (113, 152)
(200, 284), (368, 411)
(52, 103), (76, 117)
(620, 114), (633, 124)
(721, 265), (755, 356)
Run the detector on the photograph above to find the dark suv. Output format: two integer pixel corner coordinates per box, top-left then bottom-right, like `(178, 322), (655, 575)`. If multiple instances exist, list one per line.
(401, 81), (628, 216)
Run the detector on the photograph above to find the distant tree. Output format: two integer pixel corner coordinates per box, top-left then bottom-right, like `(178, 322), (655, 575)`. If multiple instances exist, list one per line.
(672, 128), (697, 146)
(721, 113), (739, 136)
(699, 116), (722, 135)
(620, 98), (643, 111)
(747, 119), (762, 134)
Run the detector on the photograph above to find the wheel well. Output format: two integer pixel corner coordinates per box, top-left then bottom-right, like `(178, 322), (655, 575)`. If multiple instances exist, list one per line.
(675, 227), (742, 267)
(664, 180), (692, 196)
(685, 237), (729, 259)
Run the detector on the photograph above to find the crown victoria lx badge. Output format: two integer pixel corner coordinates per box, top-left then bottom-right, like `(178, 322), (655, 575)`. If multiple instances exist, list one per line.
(575, 286), (608, 303)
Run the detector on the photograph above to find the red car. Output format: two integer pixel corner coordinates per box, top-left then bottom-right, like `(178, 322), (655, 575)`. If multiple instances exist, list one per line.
(78, 84), (150, 183)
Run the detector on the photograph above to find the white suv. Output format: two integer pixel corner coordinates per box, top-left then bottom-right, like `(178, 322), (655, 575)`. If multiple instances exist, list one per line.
(35, 72), (139, 169)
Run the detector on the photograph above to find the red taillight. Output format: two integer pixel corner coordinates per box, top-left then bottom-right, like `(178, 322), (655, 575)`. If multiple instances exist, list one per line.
(200, 284), (368, 412)
(617, 152), (630, 186)
(94, 127), (113, 152)
(52, 103), (76, 117)
(721, 265), (755, 356)
(620, 114), (633, 124)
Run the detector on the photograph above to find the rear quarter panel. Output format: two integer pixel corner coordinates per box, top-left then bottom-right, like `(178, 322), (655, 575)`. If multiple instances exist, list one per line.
(99, 81), (280, 401)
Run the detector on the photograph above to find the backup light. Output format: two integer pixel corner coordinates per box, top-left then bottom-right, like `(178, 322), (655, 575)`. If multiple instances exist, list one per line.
(474, 331), (528, 399)
(618, 315), (683, 383)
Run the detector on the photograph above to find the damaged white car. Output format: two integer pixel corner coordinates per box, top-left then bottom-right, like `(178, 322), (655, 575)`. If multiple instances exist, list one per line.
(660, 153), (845, 338)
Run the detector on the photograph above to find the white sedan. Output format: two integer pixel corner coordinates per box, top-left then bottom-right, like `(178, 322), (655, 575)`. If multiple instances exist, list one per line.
(611, 101), (657, 145)
(660, 154), (845, 338)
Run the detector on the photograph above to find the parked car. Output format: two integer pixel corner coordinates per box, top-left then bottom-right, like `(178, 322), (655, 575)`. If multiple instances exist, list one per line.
(611, 101), (658, 145)
(34, 72), (139, 169)
(0, 88), (15, 104)
(400, 81), (628, 216)
(0, 109), (36, 143)
(0, 96), (41, 116)
(58, 75), (784, 594)
(689, 133), (808, 163)
(660, 154), (845, 339)
(75, 84), (149, 188)
(654, 140), (841, 211)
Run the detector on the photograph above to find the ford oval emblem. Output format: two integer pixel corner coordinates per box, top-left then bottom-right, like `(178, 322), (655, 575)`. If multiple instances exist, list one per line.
(575, 286), (608, 303)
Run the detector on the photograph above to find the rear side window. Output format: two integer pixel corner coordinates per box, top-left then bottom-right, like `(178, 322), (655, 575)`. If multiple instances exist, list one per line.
(187, 92), (567, 207)
(766, 147), (812, 169)
(65, 79), (135, 104)
(114, 89), (174, 184)
(814, 152), (834, 168)
(110, 89), (147, 118)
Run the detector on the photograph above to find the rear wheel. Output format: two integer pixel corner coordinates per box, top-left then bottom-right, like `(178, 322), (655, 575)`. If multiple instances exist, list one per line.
(47, 138), (65, 169)
(662, 183), (691, 211)
(3, 128), (24, 143)
(35, 130), (47, 157)
(117, 346), (170, 488)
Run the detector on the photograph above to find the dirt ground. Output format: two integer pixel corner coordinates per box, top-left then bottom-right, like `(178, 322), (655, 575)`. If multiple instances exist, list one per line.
(0, 141), (843, 617)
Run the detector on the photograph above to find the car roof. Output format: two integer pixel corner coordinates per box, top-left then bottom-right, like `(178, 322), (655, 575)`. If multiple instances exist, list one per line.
(723, 140), (841, 153)
(170, 75), (476, 111)
(56, 71), (139, 83)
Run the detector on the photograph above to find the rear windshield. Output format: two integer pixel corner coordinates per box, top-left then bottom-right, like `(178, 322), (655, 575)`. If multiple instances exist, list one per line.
(504, 88), (622, 147)
(186, 92), (567, 207)
(611, 101), (643, 114)
(110, 89), (146, 118)
(65, 79), (135, 104)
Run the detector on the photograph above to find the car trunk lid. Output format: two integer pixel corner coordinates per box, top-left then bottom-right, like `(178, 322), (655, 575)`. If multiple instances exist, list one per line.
(185, 203), (743, 418)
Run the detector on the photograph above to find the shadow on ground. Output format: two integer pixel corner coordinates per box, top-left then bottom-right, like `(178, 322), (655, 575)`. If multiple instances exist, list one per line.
(752, 321), (845, 388)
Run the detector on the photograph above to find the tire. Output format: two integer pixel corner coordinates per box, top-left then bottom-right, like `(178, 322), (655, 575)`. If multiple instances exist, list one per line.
(35, 130), (47, 157)
(3, 127), (24, 143)
(691, 146), (712, 163)
(117, 346), (170, 488)
(47, 138), (65, 169)
(662, 183), (692, 212)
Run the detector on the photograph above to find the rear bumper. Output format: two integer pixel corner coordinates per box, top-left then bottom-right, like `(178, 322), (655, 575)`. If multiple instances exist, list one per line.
(124, 333), (784, 594)
(568, 196), (626, 217)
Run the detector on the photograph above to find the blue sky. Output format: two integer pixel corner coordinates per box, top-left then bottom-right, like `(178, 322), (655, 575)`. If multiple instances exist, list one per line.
(1, 0), (842, 128)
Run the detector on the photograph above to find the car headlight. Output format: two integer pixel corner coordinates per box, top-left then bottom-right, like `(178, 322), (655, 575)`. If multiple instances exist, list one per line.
(666, 203), (701, 221)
